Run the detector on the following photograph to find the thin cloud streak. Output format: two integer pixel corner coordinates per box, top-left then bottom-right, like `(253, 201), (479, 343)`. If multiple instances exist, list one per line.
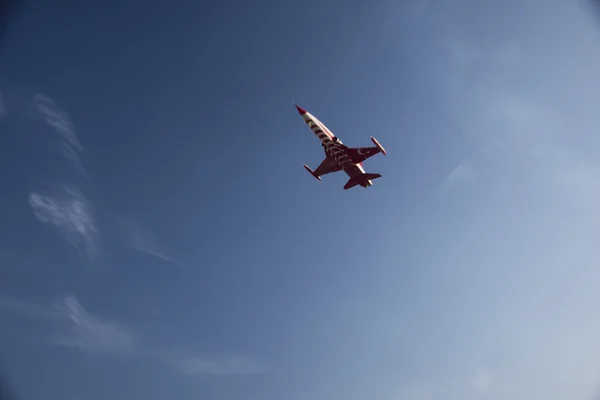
(0, 295), (263, 376)
(111, 215), (184, 267)
(31, 93), (88, 178)
(0, 296), (64, 320)
(439, 162), (478, 190)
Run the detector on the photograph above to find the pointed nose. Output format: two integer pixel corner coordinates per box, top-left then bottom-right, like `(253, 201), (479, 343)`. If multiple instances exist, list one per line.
(295, 104), (307, 115)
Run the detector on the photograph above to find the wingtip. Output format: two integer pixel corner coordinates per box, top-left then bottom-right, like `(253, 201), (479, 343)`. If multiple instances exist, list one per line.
(370, 136), (387, 155)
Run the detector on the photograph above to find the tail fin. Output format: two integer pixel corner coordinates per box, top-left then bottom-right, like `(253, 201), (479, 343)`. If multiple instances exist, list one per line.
(343, 173), (382, 190)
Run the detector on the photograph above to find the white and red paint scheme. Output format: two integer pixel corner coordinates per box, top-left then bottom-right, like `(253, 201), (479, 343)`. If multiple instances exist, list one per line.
(295, 103), (386, 190)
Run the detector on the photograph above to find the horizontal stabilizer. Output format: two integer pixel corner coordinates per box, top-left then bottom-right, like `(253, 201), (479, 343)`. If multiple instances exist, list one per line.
(343, 173), (382, 190)
(343, 178), (356, 190)
(363, 173), (382, 180)
(343, 178), (360, 190)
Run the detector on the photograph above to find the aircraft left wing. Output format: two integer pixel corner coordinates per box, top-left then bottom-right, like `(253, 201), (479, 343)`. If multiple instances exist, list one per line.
(313, 156), (342, 177)
(304, 156), (342, 181)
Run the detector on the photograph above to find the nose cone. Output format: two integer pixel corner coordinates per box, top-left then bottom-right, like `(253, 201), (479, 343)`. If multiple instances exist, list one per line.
(295, 104), (307, 115)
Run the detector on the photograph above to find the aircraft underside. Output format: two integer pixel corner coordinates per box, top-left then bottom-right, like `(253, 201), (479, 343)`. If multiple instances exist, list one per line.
(304, 137), (387, 190)
(295, 103), (387, 190)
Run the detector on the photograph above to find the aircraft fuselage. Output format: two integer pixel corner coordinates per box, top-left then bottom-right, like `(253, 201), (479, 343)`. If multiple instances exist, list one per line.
(297, 106), (373, 188)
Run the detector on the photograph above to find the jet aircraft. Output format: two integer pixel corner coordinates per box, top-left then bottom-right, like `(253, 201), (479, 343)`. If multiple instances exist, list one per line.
(295, 103), (387, 190)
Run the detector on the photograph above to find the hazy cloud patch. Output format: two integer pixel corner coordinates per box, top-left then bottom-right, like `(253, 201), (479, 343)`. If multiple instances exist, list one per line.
(0, 296), (63, 320)
(472, 368), (493, 393)
(0, 92), (6, 121)
(0, 295), (263, 376)
(170, 354), (267, 375)
(29, 184), (100, 262)
(52, 295), (137, 354)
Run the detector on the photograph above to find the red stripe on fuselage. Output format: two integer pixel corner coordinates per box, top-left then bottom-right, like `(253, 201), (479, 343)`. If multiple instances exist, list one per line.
(315, 120), (333, 139)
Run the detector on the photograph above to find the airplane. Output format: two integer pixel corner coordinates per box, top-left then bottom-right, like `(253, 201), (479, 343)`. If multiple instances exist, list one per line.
(294, 103), (387, 190)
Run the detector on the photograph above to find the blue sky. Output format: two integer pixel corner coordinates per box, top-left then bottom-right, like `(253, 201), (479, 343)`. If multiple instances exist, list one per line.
(2, 0), (600, 399)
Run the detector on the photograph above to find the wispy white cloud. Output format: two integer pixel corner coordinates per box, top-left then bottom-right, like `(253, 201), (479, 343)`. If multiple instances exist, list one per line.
(24, 93), (183, 267)
(29, 184), (100, 262)
(439, 162), (479, 189)
(0, 92), (102, 262)
(428, 3), (600, 399)
(31, 93), (88, 178)
(52, 295), (137, 354)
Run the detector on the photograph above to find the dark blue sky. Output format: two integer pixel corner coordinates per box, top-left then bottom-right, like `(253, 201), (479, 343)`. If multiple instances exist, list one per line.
(3, 1), (600, 399)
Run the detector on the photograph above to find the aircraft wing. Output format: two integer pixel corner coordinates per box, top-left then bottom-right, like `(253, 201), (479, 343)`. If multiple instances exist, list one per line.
(347, 146), (382, 164)
(313, 156), (342, 177)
